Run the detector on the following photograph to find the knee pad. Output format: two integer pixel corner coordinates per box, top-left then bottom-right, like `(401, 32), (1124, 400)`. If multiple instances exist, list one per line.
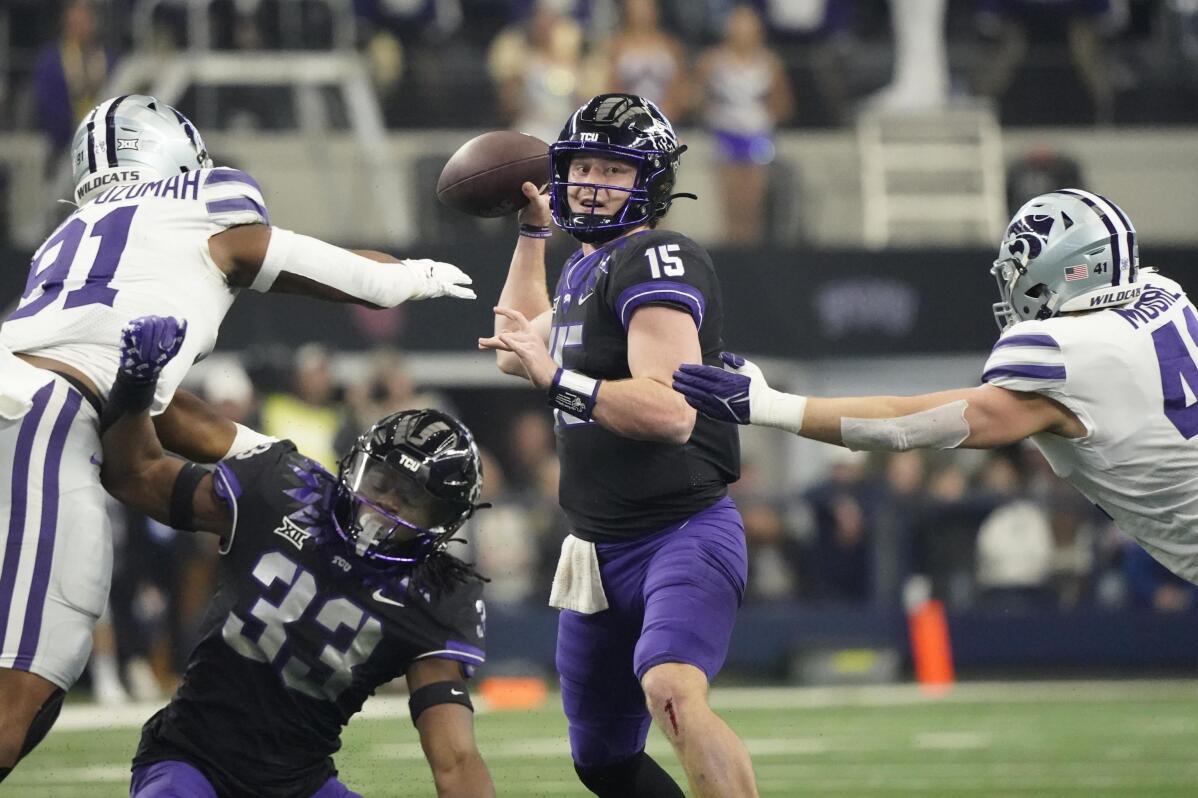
(21, 688), (65, 759)
(574, 751), (685, 798)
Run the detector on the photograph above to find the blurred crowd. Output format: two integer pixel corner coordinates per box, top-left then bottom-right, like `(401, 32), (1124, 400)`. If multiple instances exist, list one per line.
(87, 342), (1196, 700)
(5, 0), (1196, 247)
(8, 1), (1198, 141)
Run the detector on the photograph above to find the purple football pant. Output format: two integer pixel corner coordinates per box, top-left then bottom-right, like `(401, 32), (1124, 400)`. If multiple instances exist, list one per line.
(130, 760), (363, 798)
(556, 496), (747, 769)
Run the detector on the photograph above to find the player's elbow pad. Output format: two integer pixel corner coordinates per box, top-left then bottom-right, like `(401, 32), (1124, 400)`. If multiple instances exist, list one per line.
(251, 227), (418, 307)
(840, 400), (970, 452)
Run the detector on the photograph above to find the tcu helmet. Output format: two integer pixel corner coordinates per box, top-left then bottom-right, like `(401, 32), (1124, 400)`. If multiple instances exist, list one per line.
(550, 93), (688, 244)
(333, 409), (485, 565)
(71, 94), (212, 204)
(992, 189), (1140, 331)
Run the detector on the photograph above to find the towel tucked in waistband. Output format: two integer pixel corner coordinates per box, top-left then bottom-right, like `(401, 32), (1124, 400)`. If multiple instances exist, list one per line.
(548, 534), (609, 614)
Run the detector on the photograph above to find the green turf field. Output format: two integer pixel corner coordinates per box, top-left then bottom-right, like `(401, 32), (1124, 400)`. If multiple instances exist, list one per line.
(10, 680), (1198, 797)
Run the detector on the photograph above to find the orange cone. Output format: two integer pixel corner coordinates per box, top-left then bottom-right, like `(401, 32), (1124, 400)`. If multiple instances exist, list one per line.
(908, 598), (954, 694)
(479, 676), (549, 710)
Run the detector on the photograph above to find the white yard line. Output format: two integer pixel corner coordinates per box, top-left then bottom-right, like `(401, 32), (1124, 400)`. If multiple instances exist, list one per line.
(50, 679), (1198, 732)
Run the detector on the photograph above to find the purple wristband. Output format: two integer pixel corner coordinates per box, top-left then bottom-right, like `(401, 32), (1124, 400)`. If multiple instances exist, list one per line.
(519, 223), (553, 239)
(547, 367), (600, 421)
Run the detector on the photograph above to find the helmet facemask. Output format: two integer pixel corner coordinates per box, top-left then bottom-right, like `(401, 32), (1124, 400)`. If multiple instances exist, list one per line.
(549, 94), (687, 245)
(333, 450), (468, 565)
(549, 141), (667, 244)
(990, 256), (1059, 331)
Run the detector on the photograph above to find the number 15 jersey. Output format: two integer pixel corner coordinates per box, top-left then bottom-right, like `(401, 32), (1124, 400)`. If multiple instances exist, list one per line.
(982, 273), (1198, 583)
(550, 229), (740, 542)
(0, 168), (268, 413)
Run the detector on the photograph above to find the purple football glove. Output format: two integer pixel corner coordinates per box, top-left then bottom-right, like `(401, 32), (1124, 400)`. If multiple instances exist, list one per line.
(672, 352), (755, 425)
(119, 316), (187, 382)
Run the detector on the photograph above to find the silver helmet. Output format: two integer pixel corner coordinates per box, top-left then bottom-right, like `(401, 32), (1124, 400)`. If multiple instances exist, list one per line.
(70, 94), (212, 204)
(991, 189), (1140, 331)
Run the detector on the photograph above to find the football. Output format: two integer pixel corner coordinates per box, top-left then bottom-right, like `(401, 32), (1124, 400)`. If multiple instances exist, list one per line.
(436, 131), (550, 218)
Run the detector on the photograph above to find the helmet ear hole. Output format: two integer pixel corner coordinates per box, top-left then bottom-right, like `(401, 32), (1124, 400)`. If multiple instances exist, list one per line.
(1025, 283), (1046, 299)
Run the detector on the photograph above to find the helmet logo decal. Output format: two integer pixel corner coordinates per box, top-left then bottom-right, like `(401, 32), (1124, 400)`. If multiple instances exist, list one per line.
(1003, 213), (1054, 265)
(398, 453), (421, 472)
(116, 138), (140, 151)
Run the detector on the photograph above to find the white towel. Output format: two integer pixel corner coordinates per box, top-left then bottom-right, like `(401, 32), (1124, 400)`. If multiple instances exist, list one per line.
(0, 346), (49, 429)
(548, 534), (609, 614)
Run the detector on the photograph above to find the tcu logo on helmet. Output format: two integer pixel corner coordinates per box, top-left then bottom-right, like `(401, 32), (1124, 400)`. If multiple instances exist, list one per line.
(1002, 213), (1055, 264)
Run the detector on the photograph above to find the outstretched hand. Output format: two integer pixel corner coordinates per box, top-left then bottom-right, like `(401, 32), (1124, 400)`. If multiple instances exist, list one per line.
(478, 306), (557, 389)
(402, 259), (477, 301)
(672, 352), (768, 425)
(119, 316), (187, 383)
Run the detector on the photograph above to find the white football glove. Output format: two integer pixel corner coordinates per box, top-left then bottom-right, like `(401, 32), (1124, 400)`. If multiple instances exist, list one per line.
(399, 259), (476, 301)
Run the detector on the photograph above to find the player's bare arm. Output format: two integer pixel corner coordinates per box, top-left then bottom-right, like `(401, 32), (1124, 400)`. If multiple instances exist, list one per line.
(491, 181), (554, 376)
(206, 223), (476, 308)
(674, 353), (1085, 451)
(591, 305), (699, 444)
(406, 657), (495, 798)
(482, 304), (699, 444)
(99, 317), (231, 536)
(153, 389), (235, 461)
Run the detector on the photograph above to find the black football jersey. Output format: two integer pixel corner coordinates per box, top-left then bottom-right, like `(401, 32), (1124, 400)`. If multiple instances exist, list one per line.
(132, 442), (486, 798)
(550, 229), (740, 541)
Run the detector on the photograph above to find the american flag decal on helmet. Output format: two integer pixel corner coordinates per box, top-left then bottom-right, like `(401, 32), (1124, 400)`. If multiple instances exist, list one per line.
(1064, 264), (1088, 281)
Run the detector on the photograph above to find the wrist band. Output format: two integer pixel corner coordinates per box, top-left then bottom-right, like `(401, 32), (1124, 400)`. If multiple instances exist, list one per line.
(99, 373), (158, 434)
(519, 223), (552, 239)
(547, 368), (600, 421)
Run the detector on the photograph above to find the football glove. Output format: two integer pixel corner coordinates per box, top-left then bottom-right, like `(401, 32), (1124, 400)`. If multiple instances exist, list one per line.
(401, 259), (476, 301)
(673, 352), (808, 434)
(119, 316), (187, 383)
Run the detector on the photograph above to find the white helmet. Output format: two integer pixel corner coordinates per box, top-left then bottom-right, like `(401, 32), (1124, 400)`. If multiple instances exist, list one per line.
(70, 94), (212, 205)
(991, 189), (1140, 331)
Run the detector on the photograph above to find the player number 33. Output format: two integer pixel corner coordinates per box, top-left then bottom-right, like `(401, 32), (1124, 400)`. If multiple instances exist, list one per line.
(222, 551), (383, 701)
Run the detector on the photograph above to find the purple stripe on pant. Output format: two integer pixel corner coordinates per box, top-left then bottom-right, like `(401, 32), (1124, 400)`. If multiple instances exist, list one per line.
(556, 496), (747, 768)
(14, 389), (82, 670)
(0, 382), (54, 654)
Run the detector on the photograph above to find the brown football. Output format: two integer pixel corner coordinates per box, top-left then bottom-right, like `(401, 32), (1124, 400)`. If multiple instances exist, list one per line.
(436, 131), (551, 218)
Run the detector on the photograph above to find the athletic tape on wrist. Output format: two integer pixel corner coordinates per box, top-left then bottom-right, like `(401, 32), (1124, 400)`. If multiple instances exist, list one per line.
(547, 368), (600, 421)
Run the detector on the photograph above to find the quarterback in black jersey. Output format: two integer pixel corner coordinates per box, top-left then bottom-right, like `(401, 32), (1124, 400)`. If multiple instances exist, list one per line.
(479, 94), (756, 798)
(99, 317), (495, 798)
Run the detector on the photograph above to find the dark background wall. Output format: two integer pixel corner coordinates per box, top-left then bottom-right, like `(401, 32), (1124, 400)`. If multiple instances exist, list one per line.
(5, 242), (1191, 357)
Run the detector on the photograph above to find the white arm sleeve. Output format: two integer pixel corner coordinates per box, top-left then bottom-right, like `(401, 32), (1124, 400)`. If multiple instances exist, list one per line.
(222, 423), (278, 459)
(840, 400), (971, 452)
(251, 227), (417, 303)
(250, 228), (474, 305)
